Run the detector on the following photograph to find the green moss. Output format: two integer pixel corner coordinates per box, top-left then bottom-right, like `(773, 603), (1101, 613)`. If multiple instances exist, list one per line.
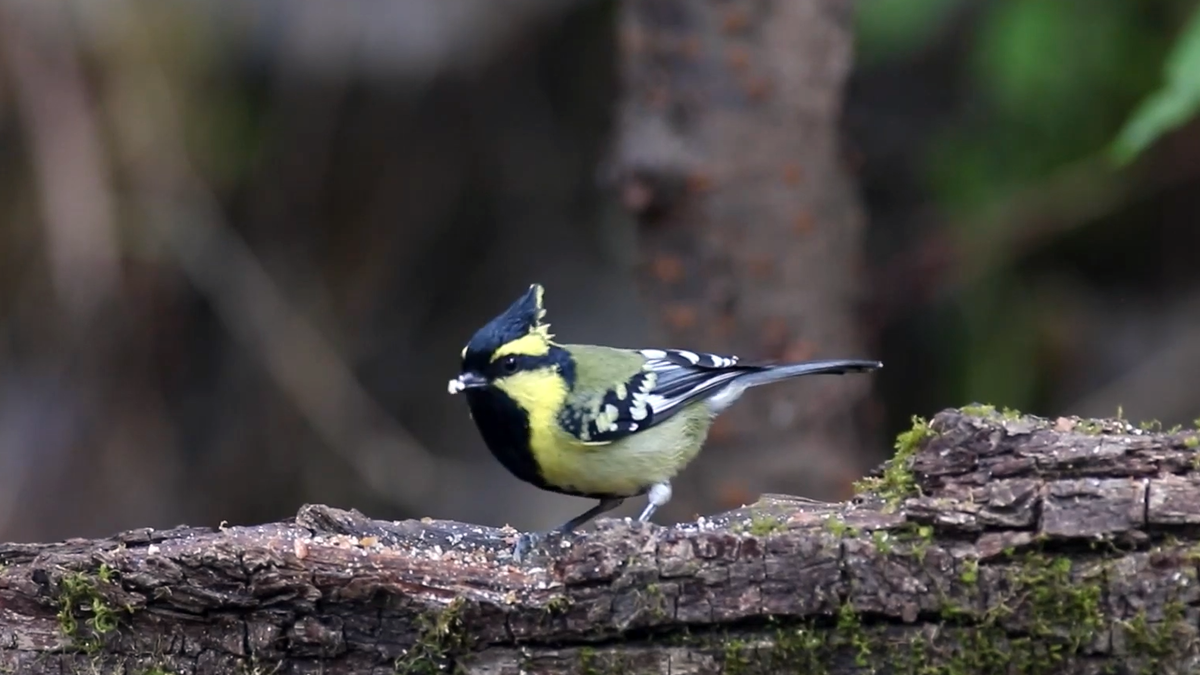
(960, 403), (1022, 420)
(960, 403), (997, 417)
(1116, 600), (1198, 674)
(871, 529), (893, 554)
(767, 625), (827, 674)
(722, 638), (752, 674)
(1138, 419), (1163, 431)
(854, 415), (933, 510)
(836, 602), (872, 667)
(823, 515), (858, 538)
(892, 522), (935, 563)
(573, 548), (1190, 674)
(546, 594), (572, 615)
(747, 514), (786, 537)
(960, 557), (979, 585)
(55, 564), (126, 652)
(578, 647), (599, 675)
(1184, 435), (1199, 449)
(395, 598), (472, 674)
(575, 647), (631, 675)
(636, 583), (671, 621)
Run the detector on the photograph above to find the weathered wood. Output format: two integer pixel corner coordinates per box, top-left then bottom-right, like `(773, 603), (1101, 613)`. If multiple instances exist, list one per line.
(3, 408), (1200, 674)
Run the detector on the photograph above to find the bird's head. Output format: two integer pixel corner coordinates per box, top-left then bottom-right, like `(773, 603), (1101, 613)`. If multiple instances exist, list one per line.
(448, 283), (562, 395)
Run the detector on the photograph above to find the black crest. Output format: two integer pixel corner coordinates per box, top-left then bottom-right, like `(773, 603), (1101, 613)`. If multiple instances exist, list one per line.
(461, 284), (552, 370)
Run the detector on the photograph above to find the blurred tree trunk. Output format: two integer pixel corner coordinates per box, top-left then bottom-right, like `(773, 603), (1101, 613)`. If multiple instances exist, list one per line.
(614, 0), (877, 518)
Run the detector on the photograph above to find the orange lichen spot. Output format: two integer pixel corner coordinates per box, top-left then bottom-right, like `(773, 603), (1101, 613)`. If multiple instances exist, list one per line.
(622, 179), (655, 214)
(745, 75), (772, 101)
(709, 414), (737, 443)
(726, 45), (750, 71)
(621, 26), (647, 54)
(649, 86), (670, 110)
(651, 255), (686, 284)
(782, 162), (804, 185)
(664, 303), (698, 330)
(714, 312), (737, 339)
(760, 317), (790, 359)
(746, 255), (775, 279)
(722, 8), (750, 34)
(793, 212), (815, 235)
(717, 480), (753, 509)
(783, 339), (816, 362)
(681, 36), (701, 58)
(686, 171), (714, 194)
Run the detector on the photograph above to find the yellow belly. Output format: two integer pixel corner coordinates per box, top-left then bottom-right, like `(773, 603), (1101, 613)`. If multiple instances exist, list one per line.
(532, 406), (714, 497)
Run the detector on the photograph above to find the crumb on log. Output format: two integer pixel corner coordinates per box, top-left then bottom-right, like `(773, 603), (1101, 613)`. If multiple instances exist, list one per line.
(3, 407), (1200, 673)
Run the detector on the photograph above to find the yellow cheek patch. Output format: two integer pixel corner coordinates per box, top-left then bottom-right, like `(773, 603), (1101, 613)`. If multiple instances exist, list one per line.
(494, 368), (568, 455)
(491, 333), (551, 361)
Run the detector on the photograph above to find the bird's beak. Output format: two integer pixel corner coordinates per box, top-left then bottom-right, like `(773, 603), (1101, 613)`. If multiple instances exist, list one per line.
(447, 372), (488, 394)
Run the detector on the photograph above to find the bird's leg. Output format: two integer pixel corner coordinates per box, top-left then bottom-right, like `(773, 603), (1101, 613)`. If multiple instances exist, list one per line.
(512, 497), (625, 562)
(637, 482), (672, 522)
(557, 497), (626, 534)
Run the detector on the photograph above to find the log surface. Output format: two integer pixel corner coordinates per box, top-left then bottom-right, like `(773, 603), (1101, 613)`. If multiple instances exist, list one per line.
(3, 408), (1200, 674)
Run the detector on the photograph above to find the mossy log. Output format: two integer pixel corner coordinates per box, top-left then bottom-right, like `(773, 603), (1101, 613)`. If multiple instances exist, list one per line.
(4, 408), (1200, 674)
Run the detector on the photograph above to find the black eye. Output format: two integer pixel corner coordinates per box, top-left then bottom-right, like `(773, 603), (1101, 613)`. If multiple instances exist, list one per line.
(501, 356), (519, 374)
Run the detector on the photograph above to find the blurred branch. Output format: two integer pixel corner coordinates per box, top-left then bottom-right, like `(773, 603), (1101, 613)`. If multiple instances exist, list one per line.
(99, 3), (438, 510)
(0, 3), (121, 326)
(872, 146), (1200, 328)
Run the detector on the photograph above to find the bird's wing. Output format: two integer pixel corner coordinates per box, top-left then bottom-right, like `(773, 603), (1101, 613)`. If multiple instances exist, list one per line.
(561, 348), (756, 444)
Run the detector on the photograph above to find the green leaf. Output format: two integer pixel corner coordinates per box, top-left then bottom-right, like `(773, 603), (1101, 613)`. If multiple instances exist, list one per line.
(855, 0), (963, 66)
(1111, 5), (1200, 164)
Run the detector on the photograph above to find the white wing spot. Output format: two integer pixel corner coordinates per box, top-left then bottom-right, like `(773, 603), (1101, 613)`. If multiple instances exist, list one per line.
(629, 396), (649, 421)
(599, 403), (620, 432)
(615, 383), (628, 400)
(675, 350), (700, 364)
(639, 374), (657, 393)
(640, 349), (667, 359)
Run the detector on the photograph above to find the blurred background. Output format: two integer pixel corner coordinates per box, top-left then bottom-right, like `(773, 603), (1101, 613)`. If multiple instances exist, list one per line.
(1, 0), (1198, 543)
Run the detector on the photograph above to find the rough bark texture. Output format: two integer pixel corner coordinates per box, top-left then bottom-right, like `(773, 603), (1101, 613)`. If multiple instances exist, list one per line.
(4, 408), (1200, 674)
(615, 0), (878, 514)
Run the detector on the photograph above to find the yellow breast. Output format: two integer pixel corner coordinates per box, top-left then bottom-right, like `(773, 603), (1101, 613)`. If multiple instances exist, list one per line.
(495, 370), (714, 497)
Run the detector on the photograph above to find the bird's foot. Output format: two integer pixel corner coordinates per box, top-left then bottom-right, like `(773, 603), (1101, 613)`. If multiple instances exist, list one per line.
(512, 531), (546, 562)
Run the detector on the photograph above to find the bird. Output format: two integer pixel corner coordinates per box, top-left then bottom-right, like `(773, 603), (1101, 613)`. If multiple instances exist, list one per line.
(447, 284), (882, 560)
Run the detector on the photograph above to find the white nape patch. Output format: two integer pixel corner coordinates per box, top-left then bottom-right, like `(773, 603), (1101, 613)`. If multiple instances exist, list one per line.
(675, 349), (700, 364)
(448, 377), (466, 394)
(639, 349), (667, 359)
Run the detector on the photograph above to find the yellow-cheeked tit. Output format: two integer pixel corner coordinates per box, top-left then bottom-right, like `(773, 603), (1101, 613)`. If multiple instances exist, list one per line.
(448, 284), (881, 559)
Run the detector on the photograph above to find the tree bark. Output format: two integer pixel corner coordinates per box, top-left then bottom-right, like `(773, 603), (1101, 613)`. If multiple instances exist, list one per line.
(615, 0), (878, 516)
(3, 408), (1200, 674)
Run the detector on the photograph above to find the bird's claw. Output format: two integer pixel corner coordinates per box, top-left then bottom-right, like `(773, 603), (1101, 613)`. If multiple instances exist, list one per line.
(512, 531), (545, 562)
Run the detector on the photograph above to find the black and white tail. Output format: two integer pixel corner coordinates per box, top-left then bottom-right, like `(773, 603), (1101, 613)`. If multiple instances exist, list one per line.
(637, 348), (881, 416)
